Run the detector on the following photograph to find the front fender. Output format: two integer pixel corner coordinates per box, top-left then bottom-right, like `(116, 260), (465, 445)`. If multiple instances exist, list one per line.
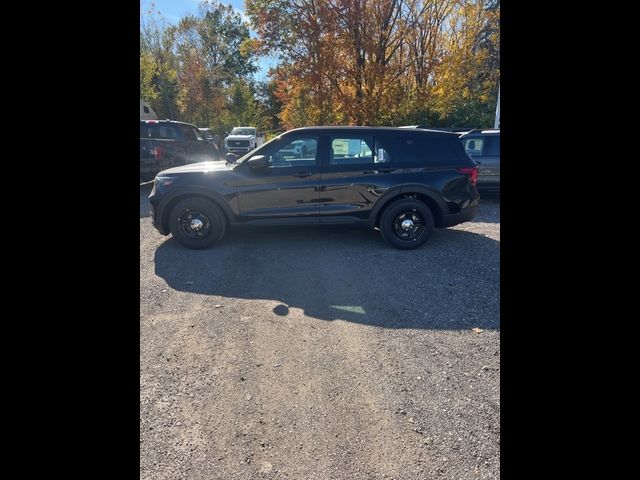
(156, 185), (238, 230)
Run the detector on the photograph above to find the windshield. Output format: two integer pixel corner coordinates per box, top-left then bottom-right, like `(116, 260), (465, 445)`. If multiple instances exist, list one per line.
(234, 135), (282, 165)
(230, 128), (256, 136)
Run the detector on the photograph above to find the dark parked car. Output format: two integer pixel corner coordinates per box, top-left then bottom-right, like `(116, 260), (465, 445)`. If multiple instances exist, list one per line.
(140, 120), (222, 181)
(459, 129), (500, 193)
(149, 127), (479, 250)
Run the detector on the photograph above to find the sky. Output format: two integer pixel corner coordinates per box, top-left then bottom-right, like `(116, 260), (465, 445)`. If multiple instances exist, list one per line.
(141, 0), (278, 81)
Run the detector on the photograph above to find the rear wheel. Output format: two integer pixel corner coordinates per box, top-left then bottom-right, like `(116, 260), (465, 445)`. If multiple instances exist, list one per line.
(168, 197), (226, 249)
(379, 199), (434, 250)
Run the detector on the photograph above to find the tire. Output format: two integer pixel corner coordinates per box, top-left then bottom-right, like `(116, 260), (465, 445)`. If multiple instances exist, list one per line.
(168, 197), (226, 249)
(379, 198), (434, 250)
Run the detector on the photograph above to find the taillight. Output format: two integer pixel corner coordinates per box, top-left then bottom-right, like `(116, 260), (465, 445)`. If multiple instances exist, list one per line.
(152, 146), (164, 160)
(457, 166), (478, 187)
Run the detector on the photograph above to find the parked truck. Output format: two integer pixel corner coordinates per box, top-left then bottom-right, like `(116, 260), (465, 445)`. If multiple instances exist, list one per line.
(140, 100), (158, 120)
(140, 120), (222, 181)
(223, 127), (265, 156)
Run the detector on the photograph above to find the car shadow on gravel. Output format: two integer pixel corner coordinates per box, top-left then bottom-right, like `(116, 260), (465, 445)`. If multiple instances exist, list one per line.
(474, 198), (500, 223)
(153, 226), (499, 330)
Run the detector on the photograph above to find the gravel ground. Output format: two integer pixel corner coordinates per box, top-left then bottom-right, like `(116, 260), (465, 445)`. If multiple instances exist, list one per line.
(140, 185), (500, 479)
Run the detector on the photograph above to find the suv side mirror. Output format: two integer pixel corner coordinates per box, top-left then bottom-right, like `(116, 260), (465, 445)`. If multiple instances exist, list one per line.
(225, 152), (238, 163)
(247, 155), (269, 169)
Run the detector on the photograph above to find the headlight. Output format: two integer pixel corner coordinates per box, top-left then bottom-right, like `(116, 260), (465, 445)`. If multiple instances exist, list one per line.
(155, 176), (176, 187)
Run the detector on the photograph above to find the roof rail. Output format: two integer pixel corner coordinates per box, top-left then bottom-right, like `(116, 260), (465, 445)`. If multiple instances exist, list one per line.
(460, 129), (482, 136)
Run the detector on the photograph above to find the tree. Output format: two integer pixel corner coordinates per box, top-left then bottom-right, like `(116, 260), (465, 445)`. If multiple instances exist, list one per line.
(140, 4), (179, 119)
(246, 0), (499, 128)
(141, 1), (263, 128)
(173, 1), (259, 127)
(431, 0), (500, 127)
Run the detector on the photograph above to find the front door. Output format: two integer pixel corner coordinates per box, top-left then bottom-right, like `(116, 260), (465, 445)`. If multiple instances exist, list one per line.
(235, 136), (322, 222)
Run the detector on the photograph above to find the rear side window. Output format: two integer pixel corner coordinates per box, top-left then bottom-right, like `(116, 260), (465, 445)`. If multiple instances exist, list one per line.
(381, 134), (467, 166)
(179, 125), (198, 141)
(191, 127), (204, 141)
(484, 136), (500, 156)
(141, 123), (179, 139)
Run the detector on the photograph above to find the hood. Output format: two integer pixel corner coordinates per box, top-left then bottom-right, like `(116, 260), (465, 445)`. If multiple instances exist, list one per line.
(159, 161), (231, 175)
(226, 134), (255, 140)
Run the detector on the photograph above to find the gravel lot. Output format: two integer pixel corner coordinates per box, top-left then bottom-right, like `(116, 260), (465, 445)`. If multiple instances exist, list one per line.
(140, 184), (500, 479)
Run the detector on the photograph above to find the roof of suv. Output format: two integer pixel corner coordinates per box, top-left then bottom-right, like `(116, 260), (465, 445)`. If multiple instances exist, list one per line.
(460, 129), (500, 137)
(285, 126), (462, 136)
(140, 119), (197, 127)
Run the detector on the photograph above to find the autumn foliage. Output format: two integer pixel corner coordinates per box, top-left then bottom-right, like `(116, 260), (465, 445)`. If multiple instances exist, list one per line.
(247, 0), (499, 128)
(141, 1), (499, 132)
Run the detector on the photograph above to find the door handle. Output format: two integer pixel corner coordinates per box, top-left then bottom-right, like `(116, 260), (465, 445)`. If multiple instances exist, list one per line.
(294, 171), (313, 178)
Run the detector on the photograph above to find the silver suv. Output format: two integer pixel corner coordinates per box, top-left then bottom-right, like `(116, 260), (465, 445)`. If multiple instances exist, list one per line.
(459, 129), (500, 193)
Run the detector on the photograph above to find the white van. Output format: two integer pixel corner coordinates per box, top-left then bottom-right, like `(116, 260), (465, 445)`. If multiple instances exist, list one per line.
(140, 100), (158, 120)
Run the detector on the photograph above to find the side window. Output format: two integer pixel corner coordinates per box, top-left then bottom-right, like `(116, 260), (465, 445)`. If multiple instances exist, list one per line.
(179, 125), (197, 142)
(143, 106), (150, 114)
(162, 126), (178, 139)
(192, 127), (204, 141)
(148, 124), (178, 139)
(330, 136), (376, 165)
(268, 137), (318, 168)
(464, 137), (484, 156)
(377, 135), (421, 165)
(379, 135), (465, 166)
(485, 136), (500, 156)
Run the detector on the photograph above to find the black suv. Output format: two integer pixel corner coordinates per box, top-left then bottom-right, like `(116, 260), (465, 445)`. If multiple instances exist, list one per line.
(149, 127), (479, 250)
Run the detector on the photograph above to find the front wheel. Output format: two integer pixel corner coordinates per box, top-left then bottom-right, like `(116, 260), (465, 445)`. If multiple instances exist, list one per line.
(379, 199), (434, 250)
(168, 197), (226, 249)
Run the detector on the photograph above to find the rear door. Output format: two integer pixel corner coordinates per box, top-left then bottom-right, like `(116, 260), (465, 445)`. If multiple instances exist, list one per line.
(318, 134), (403, 222)
(480, 135), (500, 184)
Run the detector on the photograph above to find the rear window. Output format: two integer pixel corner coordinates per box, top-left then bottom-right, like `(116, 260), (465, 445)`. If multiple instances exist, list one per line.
(380, 134), (468, 166)
(140, 123), (179, 139)
(464, 137), (484, 156)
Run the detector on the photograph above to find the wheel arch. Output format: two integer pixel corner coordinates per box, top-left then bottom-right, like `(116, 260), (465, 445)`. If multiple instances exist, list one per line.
(159, 187), (234, 235)
(372, 186), (446, 228)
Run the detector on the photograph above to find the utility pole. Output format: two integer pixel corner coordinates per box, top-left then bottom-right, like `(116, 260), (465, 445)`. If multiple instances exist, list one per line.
(494, 83), (500, 129)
